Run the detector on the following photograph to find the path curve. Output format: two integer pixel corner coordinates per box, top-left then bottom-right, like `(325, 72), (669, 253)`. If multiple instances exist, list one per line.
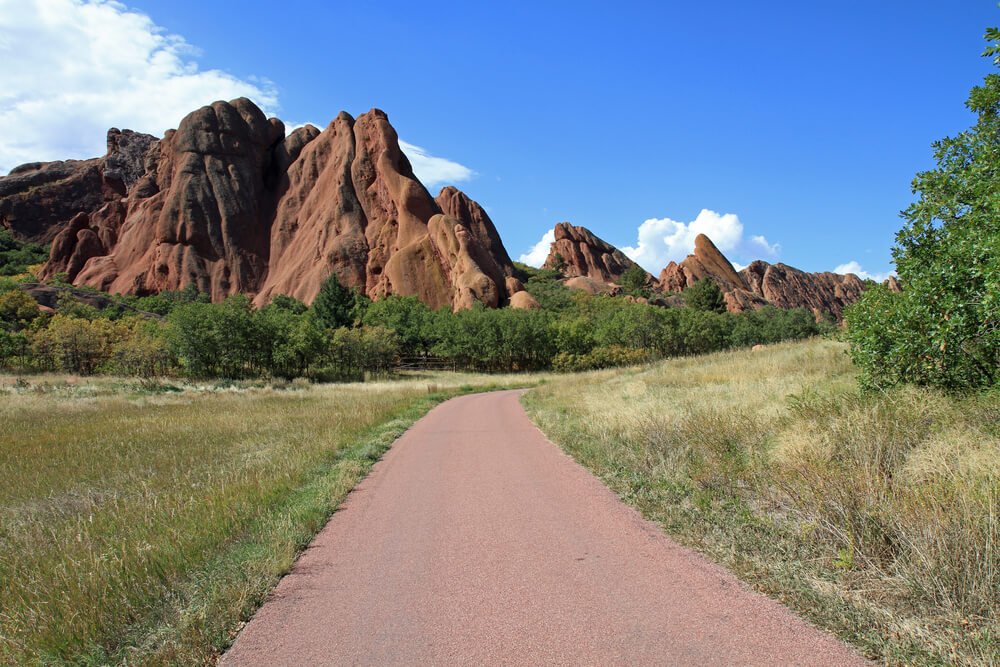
(222, 390), (866, 666)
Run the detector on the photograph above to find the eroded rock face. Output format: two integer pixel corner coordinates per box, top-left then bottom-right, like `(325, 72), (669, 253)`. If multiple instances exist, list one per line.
(543, 222), (649, 284)
(255, 116), (366, 305)
(739, 260), (865, 320)
(658, 234), (746, 293)
(26, 98), (517, 310)
(655, 233), (865, 319)
(103, 129), (159, 191)
(1, 128), (158, 243)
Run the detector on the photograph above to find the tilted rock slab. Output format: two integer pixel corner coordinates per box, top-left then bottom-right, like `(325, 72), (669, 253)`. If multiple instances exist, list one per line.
(543, 222), (651, 284)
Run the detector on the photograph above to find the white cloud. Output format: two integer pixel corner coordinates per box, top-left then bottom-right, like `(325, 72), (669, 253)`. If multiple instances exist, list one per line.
(621, 209), (769, 273)
(518, 229), (555, 267)
(0, 0), (279, 174)
(833, 261), (894, 282)
(750, 234), (781, 256)
(398, 140), (475, 189)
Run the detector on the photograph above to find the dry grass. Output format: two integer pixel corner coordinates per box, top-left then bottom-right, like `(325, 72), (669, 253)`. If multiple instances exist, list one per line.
(0, 371), (544, 664)
(524, 339), (999, 665)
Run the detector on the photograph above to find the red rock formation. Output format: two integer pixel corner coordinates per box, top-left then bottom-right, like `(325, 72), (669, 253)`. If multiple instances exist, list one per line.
(658, 234), (747, 293)
(656, 233), (865, 319)
(14, 98), (519, 310)
(0, 128), (156, 243)
(739, 260), (864, 320)
(543, 222), (650, 284)
(564, 276), (621, 296)
(255, 116), (368, 304)
(504, 275), (540, 309)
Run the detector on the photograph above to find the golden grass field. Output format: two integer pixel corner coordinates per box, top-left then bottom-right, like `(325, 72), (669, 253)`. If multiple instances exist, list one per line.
(0, 372), (542, 664)
(2, 341), (997, 665)
(523, 339), (999, 665)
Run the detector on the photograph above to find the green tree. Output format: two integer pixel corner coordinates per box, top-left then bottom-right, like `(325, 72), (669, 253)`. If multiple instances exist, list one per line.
(31, 315), (124, 374)
(618, 263), (650, 294)
(269, 294), (308, 314)
(683, 278), (727, 314)
(109, 319), (173, 377)
(847, 28), (1000, 390)
(0, 290), (41, 331)
(167, 302), (223, 377)
(312, 274), (363, 330)
(361, 295), (436, 355)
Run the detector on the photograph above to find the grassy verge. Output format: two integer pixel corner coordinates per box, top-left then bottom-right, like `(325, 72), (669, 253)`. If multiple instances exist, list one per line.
(0, 372), (542, 664)
(523, 339), (998, 665)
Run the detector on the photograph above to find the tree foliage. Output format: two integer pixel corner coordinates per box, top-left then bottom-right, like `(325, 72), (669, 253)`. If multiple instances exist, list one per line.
(312, 273), (365, 329)
(0, 230), (47, 277)
(683, 278), (727, 313)
(846, 29), (1000, 390)
(618, 263), (650, 295)
(1, 260), (825, 379)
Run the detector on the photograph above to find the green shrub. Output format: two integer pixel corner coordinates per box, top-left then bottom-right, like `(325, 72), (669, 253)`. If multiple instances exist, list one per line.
(552, 345), (651, 372)
(683, 278), (727, 313)
(0, 229), (47, 277)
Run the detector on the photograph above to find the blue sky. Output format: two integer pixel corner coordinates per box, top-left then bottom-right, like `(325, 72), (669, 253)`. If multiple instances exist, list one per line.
(2, 1), (997, 278)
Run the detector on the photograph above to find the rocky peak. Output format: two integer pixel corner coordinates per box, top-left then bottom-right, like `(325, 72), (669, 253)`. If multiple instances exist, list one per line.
(658, 233), (746, 293)
(17, 98), (519, 311)
(102, 128), (158, 192)
(543, 222), (649, 284)
(0, 125), (158, 242)
(654, 233), (866, 320)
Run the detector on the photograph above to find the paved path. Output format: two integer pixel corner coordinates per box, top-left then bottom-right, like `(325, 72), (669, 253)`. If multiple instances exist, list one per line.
(222, 390), (866, 666)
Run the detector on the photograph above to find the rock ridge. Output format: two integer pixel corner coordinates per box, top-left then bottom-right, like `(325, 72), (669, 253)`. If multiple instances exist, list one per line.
(3, 98), (518, 310)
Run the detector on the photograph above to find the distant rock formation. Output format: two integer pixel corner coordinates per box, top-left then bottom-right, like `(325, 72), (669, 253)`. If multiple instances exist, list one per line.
(531, 223), (865, 318)
(2, 98), (518, 310)
(656, 233), (864, 319)
(542, 222), (651, 284)
(1, 99), (870, 319)
(738, 260), (865, 320)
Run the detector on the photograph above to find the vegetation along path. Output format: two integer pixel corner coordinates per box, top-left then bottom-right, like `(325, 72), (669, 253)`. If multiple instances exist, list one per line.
(223, 390), (865, 665)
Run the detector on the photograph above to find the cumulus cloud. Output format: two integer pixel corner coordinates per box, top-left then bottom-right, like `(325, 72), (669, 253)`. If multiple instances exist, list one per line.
(518, 229), (555, 267)
(398, 140), (475, 188)
(0, 1), (477, 187)
(833, 261), (893, 282)
(619, 209), (778, 273)
(0, 0), (279, 173)
(750, 234), (781, 256)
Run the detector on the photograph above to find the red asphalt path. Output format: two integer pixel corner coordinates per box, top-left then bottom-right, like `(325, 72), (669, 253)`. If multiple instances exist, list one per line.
(222, 390), (867, 666)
